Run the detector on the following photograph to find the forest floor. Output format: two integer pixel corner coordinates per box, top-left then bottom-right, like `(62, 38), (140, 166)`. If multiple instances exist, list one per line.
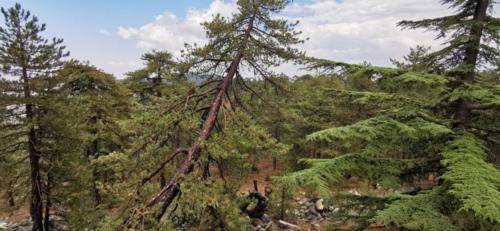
(2, 157), (436, 231)
(238, 157), (437, 231)
(0, 206), (29, 225)
(239, 156), (283, 193)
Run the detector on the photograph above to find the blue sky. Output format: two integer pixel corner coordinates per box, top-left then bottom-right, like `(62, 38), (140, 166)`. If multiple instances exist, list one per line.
(1, 1), (497, 78)
(1, 0), (219, 77)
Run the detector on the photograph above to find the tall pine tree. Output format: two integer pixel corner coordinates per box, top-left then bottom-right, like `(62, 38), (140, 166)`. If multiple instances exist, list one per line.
(123, 0), (303, 227)
(283, 1), (499, 230)
(0, 3), (67, 230)
(398, 0), (499, 128)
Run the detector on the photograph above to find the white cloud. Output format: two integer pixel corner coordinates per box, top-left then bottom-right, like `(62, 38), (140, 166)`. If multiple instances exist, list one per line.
(98, 29), (111, 36)
(117, 0), (237, 54)
(285, 0), (458, 66)
(116, 0), (499, 68)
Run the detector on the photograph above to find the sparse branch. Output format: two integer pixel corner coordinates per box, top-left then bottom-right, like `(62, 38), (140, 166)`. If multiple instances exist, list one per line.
(139, 148), (189, 187)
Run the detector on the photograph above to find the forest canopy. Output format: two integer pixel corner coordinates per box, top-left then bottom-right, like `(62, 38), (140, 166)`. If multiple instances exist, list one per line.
(0, 0), (499, 231)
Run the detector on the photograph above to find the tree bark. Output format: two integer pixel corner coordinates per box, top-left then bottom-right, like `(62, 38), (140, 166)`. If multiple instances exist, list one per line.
(7, 180), (15, 207)
(89, 138), (102, 206)
(143, 12), (258, 221)
(43, 171), (52, 231)
(453, 0), (489, 128)
(23, 66), (44, 231)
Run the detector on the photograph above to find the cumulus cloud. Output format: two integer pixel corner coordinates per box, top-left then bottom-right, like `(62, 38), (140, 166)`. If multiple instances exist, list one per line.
(116, 0), (499, 68)
(117, 0), (237, 53)
(285, 0), (459, 65)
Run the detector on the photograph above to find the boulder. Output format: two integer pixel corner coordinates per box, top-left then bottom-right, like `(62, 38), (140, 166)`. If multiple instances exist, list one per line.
(307, 205), (320, 217)
(311, 223), (320, 231)
(0, 221), (8, 230)
(314, 199), (324, 211)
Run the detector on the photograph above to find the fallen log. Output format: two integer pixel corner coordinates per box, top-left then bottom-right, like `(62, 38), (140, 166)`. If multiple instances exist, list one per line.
(278, 220), (301, 230)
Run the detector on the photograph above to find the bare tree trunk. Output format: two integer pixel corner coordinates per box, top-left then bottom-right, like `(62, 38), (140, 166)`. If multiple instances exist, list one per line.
(453, 0), (489, 128)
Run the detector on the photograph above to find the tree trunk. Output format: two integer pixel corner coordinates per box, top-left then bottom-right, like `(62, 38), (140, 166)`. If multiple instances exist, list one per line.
(159, 174), (166, 189)
(87, 114), (102, 206)
(89, 138), (101, 206)
(280, 187), (286, 220)
(91, 168), (102, 206)
(453, 0), (489, 128)
(7, 180), (15, 207)
(154, 70), (162, 97)
(273, 126), (280, 170)
(44, 171), (52, 231)
(23, 66), (44, 231)
(143, 12), (258, 221)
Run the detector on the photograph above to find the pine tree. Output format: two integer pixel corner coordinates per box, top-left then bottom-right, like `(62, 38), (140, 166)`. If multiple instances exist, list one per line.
(0, 3), (67, 230)
(283, 21), (499, 231)
(283, 2), (499, 229)
(390, 45), (444, 73)
(123, 0), (303, 227)
(59, 62), (131, 207)
(398, 0), (499, 128)
(125, 50), (179, 101)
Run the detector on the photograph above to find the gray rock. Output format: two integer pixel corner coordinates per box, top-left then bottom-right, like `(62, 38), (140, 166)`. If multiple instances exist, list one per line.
(315, 199), (324, 211)
(9, 219), (32, 231)
(311, 223), (321, 231)
(9, 216), (69, 231)
(308, 205), (320, 216)
(348, 189), (361, 196)
(251, 218), (263, 227)
(347, 209), (359, 216)
(294, 209), (300, 216)
(263, 221), (272, 230)
(0, 221), (8, 230)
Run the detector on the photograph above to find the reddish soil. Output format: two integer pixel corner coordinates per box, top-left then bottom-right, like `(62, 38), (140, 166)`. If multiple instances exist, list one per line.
(0, 206), (30, 224)
(239, 157), (283, 193)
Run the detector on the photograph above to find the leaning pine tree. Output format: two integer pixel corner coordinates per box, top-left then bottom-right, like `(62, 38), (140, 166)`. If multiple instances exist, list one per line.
(123, 0), (303, 228)
(282, 0), (499, 230)
(0, 4), (68, 231)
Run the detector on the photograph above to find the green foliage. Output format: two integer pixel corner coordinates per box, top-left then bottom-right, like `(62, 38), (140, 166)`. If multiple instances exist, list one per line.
(373, 187), (457, 231)
(390, 45), (444, 73)
(205, 110), (288, 187)
(440, 133), (500, 224)
(279, 154), (415, 195)
(398, 0), (499, 76)
(448, 82), (500, 107)
(170, 177), (249, 230)
(1, 2), (499, 231)
(373, 133), (500, 230)
(307, 115), (451, 151)
(285, 54), (499, 230)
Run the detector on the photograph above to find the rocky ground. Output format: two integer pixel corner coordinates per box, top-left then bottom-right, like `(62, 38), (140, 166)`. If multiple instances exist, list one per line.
(0, 215), (68, 231)
(1, 159), (434, 231)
